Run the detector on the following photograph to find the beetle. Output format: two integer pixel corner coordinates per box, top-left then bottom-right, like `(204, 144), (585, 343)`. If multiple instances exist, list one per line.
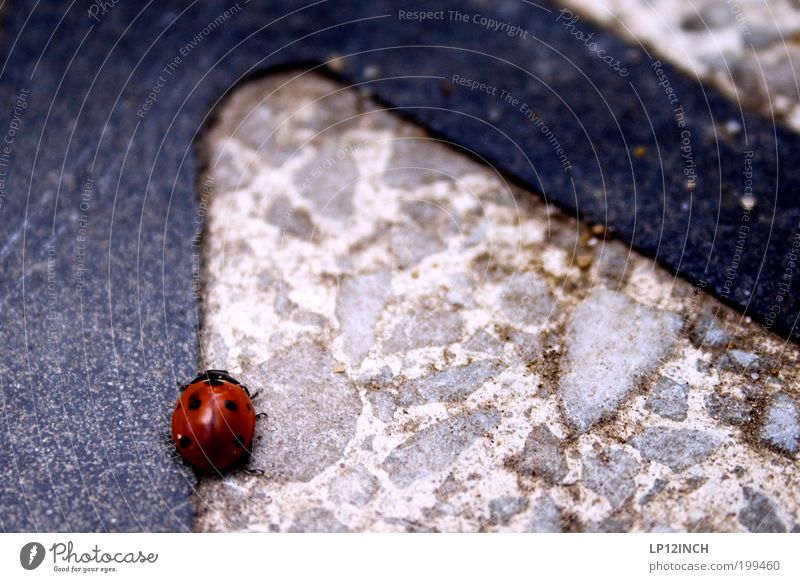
(171, 370), (256, 472)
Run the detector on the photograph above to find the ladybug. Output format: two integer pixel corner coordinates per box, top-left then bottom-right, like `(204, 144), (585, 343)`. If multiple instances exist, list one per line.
(171, 370), (256, 472)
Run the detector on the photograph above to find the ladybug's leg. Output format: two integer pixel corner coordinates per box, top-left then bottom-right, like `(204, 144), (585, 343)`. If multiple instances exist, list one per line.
(176, 382), (189, 392)
(243, 467), (265, 476)
(256, 412), (268, 421)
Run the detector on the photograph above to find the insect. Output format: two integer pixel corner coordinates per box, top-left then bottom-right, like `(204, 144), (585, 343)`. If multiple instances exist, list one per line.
(171, 369), (256, 472)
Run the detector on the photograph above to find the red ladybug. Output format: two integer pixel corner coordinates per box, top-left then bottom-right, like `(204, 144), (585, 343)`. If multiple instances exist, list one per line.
(171, 370), (256, 472)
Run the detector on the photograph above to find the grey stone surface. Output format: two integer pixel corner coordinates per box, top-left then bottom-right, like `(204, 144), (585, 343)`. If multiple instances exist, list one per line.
(246, 340), (361, 482)
(366, 390), (397, 424)
(383, 136), (482, 190)
(738, 488), (787, 533)
(383, 309), (464, 353)
(463, 329), (505, 355)
(498, 272), (557, 327)
(630, 427), (721, 472)
(526, 494), (563, 533)
(760, 393), (800, 456)
(357, 366), (394, 388)
(560, 289), (681, 432)
(582, 447), (641, 510)
(397, 361), (499, 407)
(337, 270), (392, 365)
(194, 72), (800, 532)
(592, 515), (634, 533)
(488, 496), (529, 525)
(382, 411), (500, 488)
(290, 508), (350, 533)
(691, 309), (731, 348)
(267, 195), (315, 240)
(705, 392), (754, 426)
(718, 350), (764, 374)
(647, 377), (690, 421)
(390, 225), (446, 270)
(294, 140), (357, 222)
(592, 240), (631, 286)
(563, 0), (800, 132)
(507, 329), (541, 364)
(640, 479), (668, 507)
(328, 465), (380, 507)
(512, 425), (569, 484)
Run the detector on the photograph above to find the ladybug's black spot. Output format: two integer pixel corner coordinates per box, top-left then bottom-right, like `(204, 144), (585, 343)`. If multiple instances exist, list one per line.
(233, 435), (246, 448)
(179, 436), (192, 448)
(188, 396), (201, 410)
(225, 400), (238, 412)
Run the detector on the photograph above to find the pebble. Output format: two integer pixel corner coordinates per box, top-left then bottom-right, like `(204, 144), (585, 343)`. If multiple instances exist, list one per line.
(512, 424), (569, 484)
(759, 393), (799, 456)
(382, 411), (500, 487)
(630, 427), (720, 472)
(560, 289), (681, 432)
(582, 446), (640, 510)
(646, 376), (689, 421)
(738, 488), (786, 533)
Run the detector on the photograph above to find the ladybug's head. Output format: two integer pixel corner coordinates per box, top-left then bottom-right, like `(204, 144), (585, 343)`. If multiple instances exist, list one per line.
(183, 370), (250, 395)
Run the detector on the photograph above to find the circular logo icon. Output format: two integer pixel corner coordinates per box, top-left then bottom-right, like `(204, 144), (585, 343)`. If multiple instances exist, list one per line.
(20, 542), (46, 570)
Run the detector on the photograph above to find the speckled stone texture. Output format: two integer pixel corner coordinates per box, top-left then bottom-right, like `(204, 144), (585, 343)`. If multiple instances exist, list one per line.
(563, 0), (800, 131)
(193, 72), (799, 533)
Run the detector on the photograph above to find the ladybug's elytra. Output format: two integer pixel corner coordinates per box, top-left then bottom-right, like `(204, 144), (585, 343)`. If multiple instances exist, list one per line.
(171, 370), (256, 472)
